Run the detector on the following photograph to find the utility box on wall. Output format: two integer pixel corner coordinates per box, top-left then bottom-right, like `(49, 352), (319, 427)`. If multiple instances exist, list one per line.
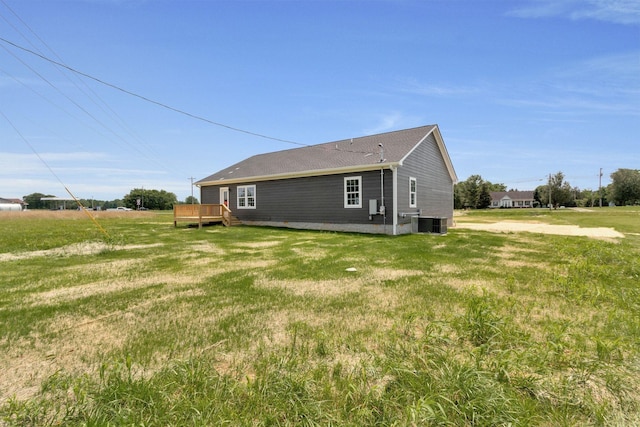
(369, 199), (378, 216)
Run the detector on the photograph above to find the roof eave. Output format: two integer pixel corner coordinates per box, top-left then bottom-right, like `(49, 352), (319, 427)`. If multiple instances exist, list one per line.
(197, 162), (400, 187)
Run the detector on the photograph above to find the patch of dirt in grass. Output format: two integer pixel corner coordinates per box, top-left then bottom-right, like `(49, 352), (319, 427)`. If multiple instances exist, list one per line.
(51, 313), (129, 350)
(207, 306), (398, 385)
(513, 300), (604, 346)
(442, 277), (498, 294)
(362, 285), (403, 312)
(234, 240), (283, 249)
(370, 267), (423, 281)
(256, 268), (422, 298)
(432, 264), (462, 274)
(63, 257), (148, 274)
(27, 273), (195, 306)
(259, 310), (292, 347)
(0, 241), (110, 261)
(455, 221), (624, 240)
(495, 245), (547, 268)
(189, 240), (226, 255)
(0, 347), (54, 403)
(1, 285), (220, 404)
(256, 277), (362, 296)
(291, 246), (327, 260)
(121, 243), (164, 250)
(0, 314), (125, 404)
(178, 258), (273, 275)
(156, 287), (208, 303)
(0, 242), (164, 262)
(243, 259), (278, 270)
(539, 369), (638, 417)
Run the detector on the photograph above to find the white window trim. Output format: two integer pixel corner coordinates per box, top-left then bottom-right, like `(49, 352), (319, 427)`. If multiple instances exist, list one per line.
(237, 184), (256, 209)
(344, 176), (362, 208)
(409, 177), (417, 208)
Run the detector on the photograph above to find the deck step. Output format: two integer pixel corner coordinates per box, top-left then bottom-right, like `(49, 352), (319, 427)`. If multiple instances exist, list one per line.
(226, 215), (242, 226)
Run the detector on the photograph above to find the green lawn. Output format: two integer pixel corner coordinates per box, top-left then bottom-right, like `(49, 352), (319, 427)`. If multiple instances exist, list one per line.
(1, 208), (638, 426)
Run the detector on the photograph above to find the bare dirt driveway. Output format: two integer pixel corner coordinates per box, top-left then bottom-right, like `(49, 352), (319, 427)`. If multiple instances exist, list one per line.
(454, 220), (624, 240)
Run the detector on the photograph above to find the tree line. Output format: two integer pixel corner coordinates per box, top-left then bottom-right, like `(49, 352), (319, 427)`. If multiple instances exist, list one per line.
(22, 188), (199, 210)
(455, 168), (640, 209)
(20, 169), (640, 211)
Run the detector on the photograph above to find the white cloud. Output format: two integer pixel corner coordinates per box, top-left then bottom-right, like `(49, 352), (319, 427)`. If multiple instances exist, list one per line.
(0, 152), (112, 174)
(572, 0), (640, 24)
(507, 0), (640, 25)
(0, 150), (175, 200)
(497, 51), (640, 117)
(363, 112), (416, 135)
(397, 78), (482, 97)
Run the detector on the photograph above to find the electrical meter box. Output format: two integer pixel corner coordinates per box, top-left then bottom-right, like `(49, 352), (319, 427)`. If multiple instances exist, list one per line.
(369, 199), (378, 216)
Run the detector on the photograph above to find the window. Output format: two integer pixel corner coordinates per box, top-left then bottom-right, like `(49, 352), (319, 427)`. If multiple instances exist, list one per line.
(344, 176), (362, 208)
(237, 185), (256, 209)
(409, 177), (417, 208)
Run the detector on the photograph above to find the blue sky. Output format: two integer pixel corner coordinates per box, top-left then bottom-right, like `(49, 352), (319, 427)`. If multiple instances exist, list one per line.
(1, 0), (638, 201)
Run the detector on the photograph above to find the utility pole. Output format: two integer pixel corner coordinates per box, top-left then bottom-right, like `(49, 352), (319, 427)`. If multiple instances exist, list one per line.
(598, 168), (603, 208)
(548, 173), (552, 209)
(189, 177), (194, 205)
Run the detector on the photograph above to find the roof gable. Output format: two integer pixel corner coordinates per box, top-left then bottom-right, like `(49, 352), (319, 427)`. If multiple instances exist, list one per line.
(197, 125), (457, 185)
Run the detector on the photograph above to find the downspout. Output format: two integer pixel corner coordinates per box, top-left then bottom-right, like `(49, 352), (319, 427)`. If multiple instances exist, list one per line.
(380, 167), (386, 234)
(391, 165), (398, 235)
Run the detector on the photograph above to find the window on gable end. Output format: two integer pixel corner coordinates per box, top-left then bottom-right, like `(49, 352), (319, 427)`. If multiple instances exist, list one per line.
(409, 177), (417, 208)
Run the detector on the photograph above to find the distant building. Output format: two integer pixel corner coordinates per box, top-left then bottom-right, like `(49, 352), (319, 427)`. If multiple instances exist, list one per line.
(490, 191), (535, 208)
(0, 198), (27, 211)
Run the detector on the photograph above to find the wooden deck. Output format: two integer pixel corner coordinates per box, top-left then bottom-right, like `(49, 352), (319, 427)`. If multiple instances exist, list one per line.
(173, 204), (233, 228)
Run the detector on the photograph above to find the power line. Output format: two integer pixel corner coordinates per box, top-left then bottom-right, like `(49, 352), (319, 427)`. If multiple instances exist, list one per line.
(0, 4), (190, 177)
(1, 0), (171, 167)
(0, 43), (172, 170)
(0, 35), (383, 158)
(0, 35), (309, 148)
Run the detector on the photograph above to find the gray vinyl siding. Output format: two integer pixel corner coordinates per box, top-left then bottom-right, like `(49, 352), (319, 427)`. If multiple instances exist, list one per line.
(201, 169), (393, 225)
(397, 133), (454, 225)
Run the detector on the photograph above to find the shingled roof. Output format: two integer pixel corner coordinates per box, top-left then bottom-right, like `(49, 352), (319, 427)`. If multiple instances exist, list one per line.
(197, 125), (456, 186)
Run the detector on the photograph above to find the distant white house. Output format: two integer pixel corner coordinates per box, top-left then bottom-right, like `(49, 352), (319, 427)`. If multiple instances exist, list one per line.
(490, 191), (536, 208)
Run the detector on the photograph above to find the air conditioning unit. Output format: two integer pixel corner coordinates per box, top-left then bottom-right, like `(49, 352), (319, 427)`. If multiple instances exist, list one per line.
(412, 217), (448, 234)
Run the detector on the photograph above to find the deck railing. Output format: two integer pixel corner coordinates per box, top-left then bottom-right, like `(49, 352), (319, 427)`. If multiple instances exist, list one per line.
(173, 204), (232, 228)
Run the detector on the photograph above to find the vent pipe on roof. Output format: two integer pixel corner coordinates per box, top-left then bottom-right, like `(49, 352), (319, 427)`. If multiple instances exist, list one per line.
(378, 143), (385, 162)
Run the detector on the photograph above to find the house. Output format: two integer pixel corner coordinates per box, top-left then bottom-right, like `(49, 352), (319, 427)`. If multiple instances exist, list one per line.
(490, 191), (536, 208)
(196, 125), (457, 235)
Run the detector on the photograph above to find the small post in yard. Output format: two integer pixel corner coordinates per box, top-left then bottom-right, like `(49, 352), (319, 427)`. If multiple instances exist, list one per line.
(189, 177), (195, 205)
(548, 173), (552, 209)
(598, 167), (603, 208)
